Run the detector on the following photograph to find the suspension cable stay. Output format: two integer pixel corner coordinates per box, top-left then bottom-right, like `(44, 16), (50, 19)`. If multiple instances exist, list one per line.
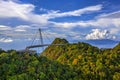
(25, 28), (65, 52)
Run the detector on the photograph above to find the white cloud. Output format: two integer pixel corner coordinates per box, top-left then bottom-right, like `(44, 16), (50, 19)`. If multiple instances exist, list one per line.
(0, 0), (48, 24)
(0, 0), (119, 41)
(0, 25), (35, 39)
(0, 0), (34, 20)
(109, 28), (119, 34)
(39, 8), (60, 13)
(89, 11), (120, 28)
(41, 5), (102, 19)
(52, 21), (93, 28)
(40, 8), (48, 12)
(85, 29), (116, 40)
(97, 11), (120, 18)
(0, 25), (30, 32)
(0, 0), (119, 30)
(0, 38), (13, 43)
(84, 18), (120, 28)
(14, 25), (31, 32)
(52, 22), (76, 28)
(52, 11), (120, 36)
(0, 25), (11, 30)
(0, 0), (102, 25)
(14, 29), (26, 32)
(53, 17), (120, 29)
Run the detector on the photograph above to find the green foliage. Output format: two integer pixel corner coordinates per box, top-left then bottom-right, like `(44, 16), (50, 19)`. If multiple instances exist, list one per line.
(41, 38), (120, 80)
(0, 38), (120, 80)
(0, 48), (6, 55)
(0, 51), (75, 80)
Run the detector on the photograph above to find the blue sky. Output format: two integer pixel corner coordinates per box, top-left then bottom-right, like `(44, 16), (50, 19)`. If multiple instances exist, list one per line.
(0, 0), (120, 50)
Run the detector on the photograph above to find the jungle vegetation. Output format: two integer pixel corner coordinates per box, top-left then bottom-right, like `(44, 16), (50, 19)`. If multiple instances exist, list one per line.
(0, 38), (120, 80)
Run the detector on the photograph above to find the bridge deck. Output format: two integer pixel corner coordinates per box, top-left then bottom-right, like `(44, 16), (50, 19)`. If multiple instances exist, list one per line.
(26, 44), (65, 50)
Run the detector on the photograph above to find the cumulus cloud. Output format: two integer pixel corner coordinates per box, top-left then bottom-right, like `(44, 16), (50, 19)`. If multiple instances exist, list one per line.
(0, 38), (13, 43)
(85, 29), (116, 40)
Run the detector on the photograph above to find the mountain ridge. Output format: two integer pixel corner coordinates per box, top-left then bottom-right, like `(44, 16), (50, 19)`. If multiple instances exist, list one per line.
(73, 39), (119, 48)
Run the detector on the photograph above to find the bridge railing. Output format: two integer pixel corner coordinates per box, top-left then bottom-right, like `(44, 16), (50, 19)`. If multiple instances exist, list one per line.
(26, 44), (65, 50)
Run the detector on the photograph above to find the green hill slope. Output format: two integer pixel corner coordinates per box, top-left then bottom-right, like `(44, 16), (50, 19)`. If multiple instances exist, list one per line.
(41, 38), (100, 64)
(0, 38), (120, 80)
(41, 38), (120, 80)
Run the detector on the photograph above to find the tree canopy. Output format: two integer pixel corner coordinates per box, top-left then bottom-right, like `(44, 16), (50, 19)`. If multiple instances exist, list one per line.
(0, 38), (120, 80)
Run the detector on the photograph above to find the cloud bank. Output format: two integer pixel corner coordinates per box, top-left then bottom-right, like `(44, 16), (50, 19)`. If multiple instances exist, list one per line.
(0, 0), (120, 42)
(53, 13), (120, 29)
(0, 0), (102, 25)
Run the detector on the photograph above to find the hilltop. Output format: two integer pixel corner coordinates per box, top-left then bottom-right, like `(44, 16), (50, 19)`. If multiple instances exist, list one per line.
(41, 38), (100, 64)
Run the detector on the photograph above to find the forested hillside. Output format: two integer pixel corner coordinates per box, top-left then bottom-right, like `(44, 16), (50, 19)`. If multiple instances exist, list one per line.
(0, 50), (75, 80)
(0, 38), (120, 80)
(42, 38), (120, 80)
